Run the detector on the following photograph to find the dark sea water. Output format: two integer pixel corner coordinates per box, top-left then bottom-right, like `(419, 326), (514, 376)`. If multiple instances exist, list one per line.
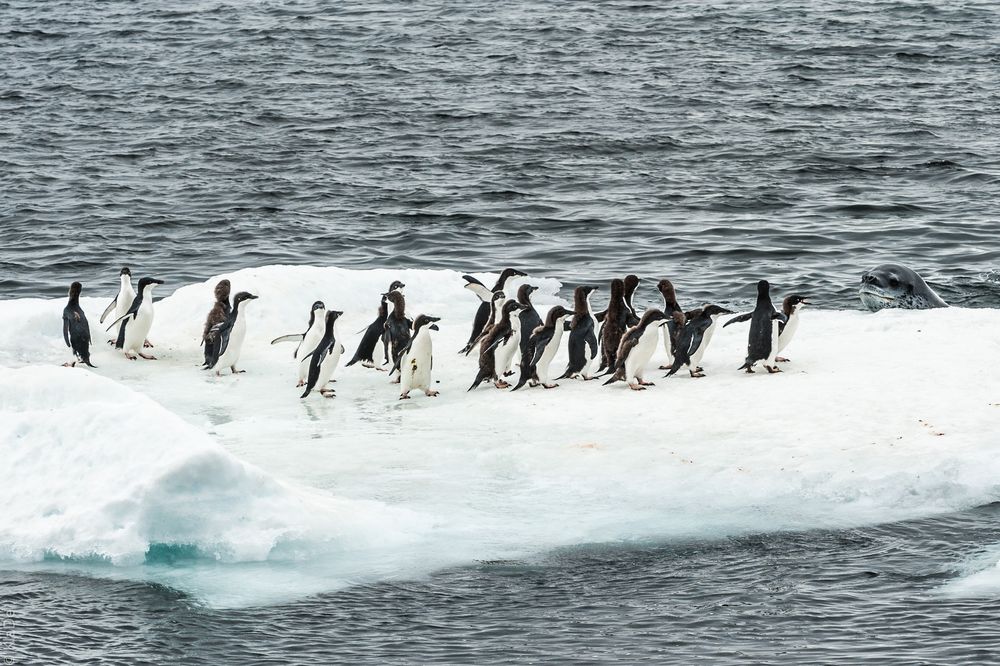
(4, 0), (1000, 663)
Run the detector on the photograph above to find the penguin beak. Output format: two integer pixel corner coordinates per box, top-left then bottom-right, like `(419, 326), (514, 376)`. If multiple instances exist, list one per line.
(153, 279), (165, 285)
(429, 316), (441, 322)
(429, 324), (440, 331)
(801, 297), (812, 305)
(248, 294), (259, 300)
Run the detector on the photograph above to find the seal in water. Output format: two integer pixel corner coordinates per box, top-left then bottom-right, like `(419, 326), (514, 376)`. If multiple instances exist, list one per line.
(859, 264), (947, 311)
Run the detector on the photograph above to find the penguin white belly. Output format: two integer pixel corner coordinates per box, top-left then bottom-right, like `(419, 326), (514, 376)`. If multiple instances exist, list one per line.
(112, 281), (135, 330)
(402, 334), (433, 392)
(625, 327), (660, 383)
(689, 321), (718, 369)
(661, 325), (673, 358)
(315, 348), (339, 389)
(216, 314), (247, 370)
(123, 302), (154, 354)
(325, 340), (344, 383)
(494, 333), (520, 380)
(297, 322), (326, 382)
(777, 314), (799, 354)
(537, 326), (564, 383)
(499, 319), (521, 375)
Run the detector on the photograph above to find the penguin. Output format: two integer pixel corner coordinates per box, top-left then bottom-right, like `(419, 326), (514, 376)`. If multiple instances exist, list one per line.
(106, 277), (164, 360)
(376, 280), (406, 367)
(99, 267), (135, 329)
(384, 290), (413, 381)
(663, 305), (734, 378)
(469, 300), (528, 390)
(511, 305), (575, 391)
(598, 278), (629, 373)
(393, 314), (442, 399)
(558, 285), (600, 380)
(205, 291), (259, 375)
(271, 300), (327, 386)
(201, 279), (232, 367)
(623, 274), (641, 326)
(62, 281), (96, 368)
(345, 286), (395, 369)
(776, 294), (810, 362)
(603, 309), (669, 390)
(657, 279), (686, 369)
(464, 290), (507, 356)
(514, 284), (542, 377)
(300, 310), (345, 399)
(724, 280), (788, 374)
(459, 268), (526, 354)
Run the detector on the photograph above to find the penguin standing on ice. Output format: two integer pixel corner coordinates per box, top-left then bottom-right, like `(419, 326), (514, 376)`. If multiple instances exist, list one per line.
(106, 277), (164, 360)
(62, 282), (96, 368)
(201, 279), (232, 367)
(271, 300), (327, 386)
(663, 304), (734, 378)
(206, 291), (259, 375)
(469, 300), (528, 390)
(99, 267), (134, 331)
(603, 309), (669, 390)
(657, 279), (686, 369)
(393, 314), (442, 399)
(300, 310), (345, 399)
(724, 280), (787, 374)
(598, 278), (629, 373)
(623, 274), (641, 326)
(776, 294), (810, 362)
(384, 290), (413, 381)
(513, 284), (542, 377)
(347, 280), (404, 369)
(558, 285), (600, 380)
(511, 305), (575, 391)
(460, 268), (526, 354)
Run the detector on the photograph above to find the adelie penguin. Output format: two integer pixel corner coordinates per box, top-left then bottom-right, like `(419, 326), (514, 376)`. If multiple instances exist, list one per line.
(300, 310), (345, 399)
(513, 284), (542, 378)
(106, 277), (164, 360)
(604, 309), (670, 390)
(558, 285), (600, 381)
(346, 280), (404, 369)
(384, 290), (413, 382)
(724, 280), (788, 374)
(201, 279), (232, 367)
(775, 294), (810, 362)
(99, 266), (152, 348)
(657, 279), (686, 369)
(663, 304), (734, 378)
(598, 278), (629, 373)
(511, 305), (575, 391)
(459, 268), (526, 354)
(205, 291), (259, 375)
(469, 300), (528, 391)
(271, 300), (327, 386)
(392, 314), (441, 399)
(62, 281), (97, 368)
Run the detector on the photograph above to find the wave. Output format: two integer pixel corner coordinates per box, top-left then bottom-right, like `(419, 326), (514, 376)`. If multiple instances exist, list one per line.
(2, 265), (1000, 606)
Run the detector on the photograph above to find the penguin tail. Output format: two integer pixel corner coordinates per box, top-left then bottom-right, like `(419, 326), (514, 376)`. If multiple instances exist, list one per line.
(602, 375), (619, 386)
(663, 361), (683, 378)
(300, 387), (312, 399)
(345, 356), (360, 367)
(84, 359), (98, 368)
(555, 368), (572, 380)
(737, 361), (752, 371)
(510, 373), (530, 392)
(468, 371), (489, 392)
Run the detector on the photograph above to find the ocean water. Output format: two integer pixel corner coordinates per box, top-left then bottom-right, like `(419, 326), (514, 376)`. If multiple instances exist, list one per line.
(3, 0), (1000, 664)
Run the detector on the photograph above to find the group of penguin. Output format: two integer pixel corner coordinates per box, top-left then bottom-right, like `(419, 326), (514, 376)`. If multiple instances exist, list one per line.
(59, 266), (809, 399)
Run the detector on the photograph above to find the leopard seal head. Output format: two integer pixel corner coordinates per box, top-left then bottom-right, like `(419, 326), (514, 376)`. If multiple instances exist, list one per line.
(859, 264), (947, 311)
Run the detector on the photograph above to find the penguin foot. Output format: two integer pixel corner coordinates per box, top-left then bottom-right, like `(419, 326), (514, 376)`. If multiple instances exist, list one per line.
(391, 378), (400, 384)
(503, 371), (515, 377)
(583, 375), (598, 381)
(375, 366), (388, 372)
(296, 380), (305, 387)
(695, 366), (704, 373)
(138, 352), (157, 360)
(639, 380), (655, 386)
(362, 361), (375, 368)
(494, 380), (511, 389)
(425, 390), (440, 397)
(689, 371), (705, 378)
(777, 357), (790, 363)
(628, 384), (646, 391)
(745, 368), (755, 374)
(144, 339), (154, 348)
(542, 383), (559, 389)
(62, 362), (75, 368)
(399, 393), (411, 400)
(766, 365), (782, 374)
(320, 389), (336, 398)
(125, 352), (138, 360)
(658, 365), (671, 370)
(107, 340), (115, 346)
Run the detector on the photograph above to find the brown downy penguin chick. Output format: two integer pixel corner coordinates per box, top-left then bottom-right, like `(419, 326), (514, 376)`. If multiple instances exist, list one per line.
(384, 290), (413, 382)
(465, 290), (507, 356)
(469, 300), (528, 390)
(202, 279), (231, 368)
(623, 274), (641, 326)
(598, 278), (629, 373)
(657, 279), (686, 370)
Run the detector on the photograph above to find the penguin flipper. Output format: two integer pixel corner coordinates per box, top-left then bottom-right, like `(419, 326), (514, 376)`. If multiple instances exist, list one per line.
(62, 314), (71, 348)
(462, 276), (493, 302)
(723, 312), (753, 328)
(772, 312), (789, 323)
(99, 297), (117, 324)
(105, 310), (134, 332)
(270, 334), (305, 345)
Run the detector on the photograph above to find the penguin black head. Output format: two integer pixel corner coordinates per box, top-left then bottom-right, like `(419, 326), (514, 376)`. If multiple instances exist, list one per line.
(610, 278), (625, 298)
(119, 267), (131, 277)
(757, 280), (770, 295)
(491, 291), (506, 303)
(516, 283), (538, 304)
(638, 308), (667, 327)
(388, 280), (405, 292)
(782, 294), (810, 315)
(414, 314), (441, 332)
(215, 279), (231, 303)
(702, 304), (735, 318)
(327, 310), (343, 320)
(68, 281), (83, 299)
(311, 300), (326, 311)
(233, 292), (258, 306)
(137, 277), (164, 291)
(386, 290), (406, 312)
(624, 274), (640, 294)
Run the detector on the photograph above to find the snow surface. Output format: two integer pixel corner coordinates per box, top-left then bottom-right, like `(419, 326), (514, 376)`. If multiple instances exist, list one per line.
(1, 265), (999, 607)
